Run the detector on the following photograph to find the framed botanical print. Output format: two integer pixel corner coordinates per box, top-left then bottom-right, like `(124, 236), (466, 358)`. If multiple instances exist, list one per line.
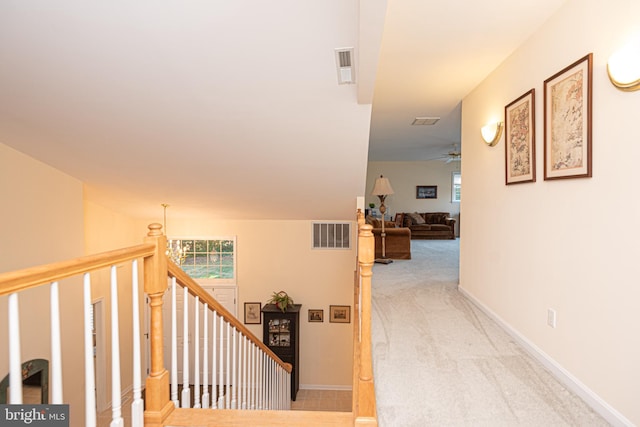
(244, 302), (261, 324)
(544, 53), (593, 180)
(505, 89), (536, 184)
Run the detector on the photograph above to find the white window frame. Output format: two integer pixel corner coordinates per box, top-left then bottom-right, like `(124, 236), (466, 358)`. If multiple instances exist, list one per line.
(167, 236), (237, 285)
(451, 172), (461, 203)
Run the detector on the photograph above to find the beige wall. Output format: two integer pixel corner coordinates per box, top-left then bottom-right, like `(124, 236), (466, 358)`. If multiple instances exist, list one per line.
(84, 198), (145, 411)
(460, 0), (640, 424)
(366, 160), (461, 234)
(0, 143), (85, 426)
(156, 217), (356, 387)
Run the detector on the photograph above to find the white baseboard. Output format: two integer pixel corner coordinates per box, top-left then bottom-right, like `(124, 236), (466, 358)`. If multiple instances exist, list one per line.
(300, 384), (352, 391)
(458, 285), (634, 427)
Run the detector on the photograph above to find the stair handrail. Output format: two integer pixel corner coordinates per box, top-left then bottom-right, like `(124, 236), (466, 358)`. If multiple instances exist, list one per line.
(0, 244), (155, 296)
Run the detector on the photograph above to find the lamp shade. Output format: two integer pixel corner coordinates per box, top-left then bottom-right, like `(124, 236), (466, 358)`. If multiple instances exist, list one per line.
(481, 121), (503, 146)
(607, 35), (640, 91)
(372, 175), (394, 196)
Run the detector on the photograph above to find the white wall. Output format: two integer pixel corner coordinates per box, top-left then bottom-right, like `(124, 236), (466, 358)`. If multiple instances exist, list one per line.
(0, 143), (85, 426)
(460, 0), (640, 424)
(366, 160), (461, 234)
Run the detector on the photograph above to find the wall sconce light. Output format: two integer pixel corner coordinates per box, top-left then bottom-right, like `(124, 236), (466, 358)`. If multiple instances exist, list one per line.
(607, 36), (640, 91)
(481, 121), (503, 146)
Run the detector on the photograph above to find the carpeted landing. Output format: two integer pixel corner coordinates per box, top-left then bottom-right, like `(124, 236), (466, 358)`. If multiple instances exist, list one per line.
(371, 239), (608, 427)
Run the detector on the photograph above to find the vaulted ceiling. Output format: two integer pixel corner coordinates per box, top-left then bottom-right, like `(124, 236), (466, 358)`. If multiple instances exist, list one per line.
(0, 1), (566, 221)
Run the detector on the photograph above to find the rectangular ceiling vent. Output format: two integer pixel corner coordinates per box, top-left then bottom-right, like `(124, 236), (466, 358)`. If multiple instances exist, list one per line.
(335, 47), (355, 85)
(312, 222), (351, 249)
(412, 117), (440, 126)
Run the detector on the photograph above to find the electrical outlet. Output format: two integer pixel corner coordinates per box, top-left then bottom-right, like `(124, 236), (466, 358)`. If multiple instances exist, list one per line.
(547, 308), (557, 328)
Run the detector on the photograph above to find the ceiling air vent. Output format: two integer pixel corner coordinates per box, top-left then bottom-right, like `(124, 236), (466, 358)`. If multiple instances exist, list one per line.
(412, 117), (440, 126)
(335, 48), (355, 85)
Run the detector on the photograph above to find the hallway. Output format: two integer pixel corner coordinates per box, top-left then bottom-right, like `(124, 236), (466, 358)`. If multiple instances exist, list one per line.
(371, 239), (608, 426)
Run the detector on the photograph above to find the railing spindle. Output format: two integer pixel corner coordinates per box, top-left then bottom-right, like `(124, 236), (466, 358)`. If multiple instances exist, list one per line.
(217, 316), (225, 408)
(83, 274), (96, 427)
(211, 310), (217, 409)
(202, 303), (209, 409)
(110, 266), (124, 427)
(225, 321), (231, 409)
(242, 335), (247, 409)
(131, 260), (143, 427)
(170, 277), (179, 407)
(50, 281), (63, 403)
(194, 296), (201, 408)
(231, 327), (237, 409)
(8, 292), (22, 404)
(181, 286), (190, 408)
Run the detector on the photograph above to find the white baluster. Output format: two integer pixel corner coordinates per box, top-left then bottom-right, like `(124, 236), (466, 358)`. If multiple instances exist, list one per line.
(202, 304), (209, 409)
(242, 335), (247, 409)
(257, 351), (264, 410)
(182, 286), (190, 408)
(268, 358), (272, 410)
(252, 343), (257, 410)
(194, 296), (201, 408)
(8, 293), (22, 404)
(231, 327), (237, 409)
(170, 277), (179, 407)
(247, 341), (254, 409)
(286, 370), (291, 409)
(217, 316), (224, 408)
(131, 260), (143, 427)
(279, 363), (282, 409)
(225, 321), (231, 409)
(110, 266), (124, 427)
(276, 365), (281, 410)
(211, 310), (217, 409)
(83, 274), (97, 427)
(50, 281), (63, 403)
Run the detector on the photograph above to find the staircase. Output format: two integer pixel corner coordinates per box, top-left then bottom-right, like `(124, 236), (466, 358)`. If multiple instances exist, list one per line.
(0, 211), (377, 426)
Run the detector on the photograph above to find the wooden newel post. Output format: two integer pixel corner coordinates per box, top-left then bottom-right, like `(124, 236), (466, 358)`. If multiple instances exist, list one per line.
(143, 223), (174, 426)
(358, 223), (374, 382)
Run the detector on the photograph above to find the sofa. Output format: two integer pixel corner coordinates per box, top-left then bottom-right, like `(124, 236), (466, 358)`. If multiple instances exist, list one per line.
(395, 212), (456, 240)
(365, 216), (411, 259)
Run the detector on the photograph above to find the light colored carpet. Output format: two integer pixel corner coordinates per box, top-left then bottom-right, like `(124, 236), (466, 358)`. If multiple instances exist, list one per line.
(371, 239), (609, 427)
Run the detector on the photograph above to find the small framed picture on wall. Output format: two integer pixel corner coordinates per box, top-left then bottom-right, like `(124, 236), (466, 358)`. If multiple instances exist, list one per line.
(416, 185), (437, 199)
(244, 302), (262, 324)
(308, 309), (323, 322)
(329, 305), (351, 323)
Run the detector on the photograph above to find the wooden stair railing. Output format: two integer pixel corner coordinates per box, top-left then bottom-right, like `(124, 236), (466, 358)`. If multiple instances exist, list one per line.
(0, 232), (158, 426)
(1, 215), (378, 427)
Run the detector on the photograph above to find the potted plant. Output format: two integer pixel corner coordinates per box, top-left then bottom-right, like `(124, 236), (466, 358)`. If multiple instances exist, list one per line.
(267, 291), (294, 313)
(368, 203), (375, 209)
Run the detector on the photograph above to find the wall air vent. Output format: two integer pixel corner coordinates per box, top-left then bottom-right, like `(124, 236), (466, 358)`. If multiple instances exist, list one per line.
(312, 222), (351, 249)
(412, 117), (440, 126)
(335, 48), (355, 85)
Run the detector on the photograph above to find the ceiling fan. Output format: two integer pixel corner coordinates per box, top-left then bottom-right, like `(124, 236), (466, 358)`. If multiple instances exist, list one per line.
(430, 144), (461, 163)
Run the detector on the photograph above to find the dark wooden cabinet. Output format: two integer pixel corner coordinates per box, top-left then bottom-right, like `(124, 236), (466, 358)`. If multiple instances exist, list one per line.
(262, 303), (300, 400)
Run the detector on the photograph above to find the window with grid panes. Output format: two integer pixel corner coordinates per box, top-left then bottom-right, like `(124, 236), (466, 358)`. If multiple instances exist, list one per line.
(168, 238), (236, 283)
(451, 172), (461, 202)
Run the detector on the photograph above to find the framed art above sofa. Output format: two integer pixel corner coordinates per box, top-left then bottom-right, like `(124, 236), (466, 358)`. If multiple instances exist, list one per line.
(416, 185), (437, 199)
